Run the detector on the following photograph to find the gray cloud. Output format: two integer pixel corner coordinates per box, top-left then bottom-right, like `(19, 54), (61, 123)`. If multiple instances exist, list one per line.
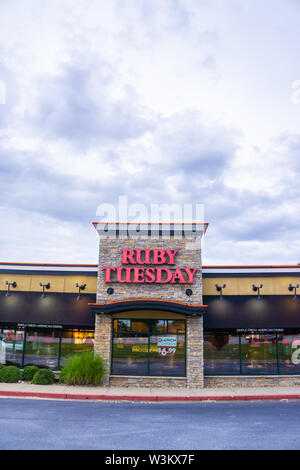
(0, 0), (299, 264)
(154, 111), (239, 179)
(29, 63), (153, 148)
(1, 95), (300, 263)
(0, 148), (119, 224)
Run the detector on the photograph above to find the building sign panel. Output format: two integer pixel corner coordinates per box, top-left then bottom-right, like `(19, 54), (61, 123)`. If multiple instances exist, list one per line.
(101, 249), (198, 284)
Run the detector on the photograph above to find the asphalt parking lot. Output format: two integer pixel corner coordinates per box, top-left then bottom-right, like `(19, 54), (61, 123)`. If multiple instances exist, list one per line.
(0, 398), (300, 450)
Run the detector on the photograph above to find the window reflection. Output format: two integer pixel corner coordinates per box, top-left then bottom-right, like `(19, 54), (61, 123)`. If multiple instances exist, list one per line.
(278, 334), (300, 374)
(149, 320), (166, 333)
(241, 334), (277, 375)
(168, 320), (185, 334)
(131, 321), (149, 332)
(0, 329), (24, 367)
(112, 333), (148, 375)
(114, 320), (131, 332)
(111, 319), (186, 377)
(24, 329), (60, 369)
(204, 333), (240, 375)
(60, 330), (94, 366)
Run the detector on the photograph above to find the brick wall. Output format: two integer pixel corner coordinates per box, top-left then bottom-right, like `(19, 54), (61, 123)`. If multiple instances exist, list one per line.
(109, 376), (187, 388)
(97, 236), (202, 304)
(94, 314), (112, 386)
(187, 316), (204, 388)
(204, 375), (300, 388)
(94, 233), (204, 388)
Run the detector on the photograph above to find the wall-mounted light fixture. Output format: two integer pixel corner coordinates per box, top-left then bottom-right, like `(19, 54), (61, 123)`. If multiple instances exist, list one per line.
(76, 283), (86, 301)
(107, 287), (114, 295)
(288, 283), (299, 301)
(5, 281), (17, 297)
(185, 289), (193, 297)
(215, 284), (226, 301)
(252, 284), (263, 301)
(40, 282), (50, 299)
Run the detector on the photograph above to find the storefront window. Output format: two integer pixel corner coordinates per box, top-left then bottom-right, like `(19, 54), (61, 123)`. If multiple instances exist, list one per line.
(113, 320), (130, 332)
(278, 334), (300, 374)
(167, 320), (185, 334)
(111, 319), (186, 377)
(24, 329), (60, 369)
(149, 334), (185, 376)
(0, 328), (24, 367)
(204, 333), (240, 375)
(131, 320), (149, 333)
(0, 327), (95, 369)
(240, 334), (278, 375)
(60, 330), (95, 366)
(149, 320), (167, 333)
(112, 333), (148, 375)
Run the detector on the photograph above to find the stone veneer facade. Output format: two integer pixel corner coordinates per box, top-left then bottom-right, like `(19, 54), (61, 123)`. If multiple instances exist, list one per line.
(94, 230), (204, 388)
(204, 375), (300, 388)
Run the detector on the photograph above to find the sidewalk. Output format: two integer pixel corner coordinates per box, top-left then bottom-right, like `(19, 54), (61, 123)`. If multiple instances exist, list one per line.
(1, 382), (300, 402)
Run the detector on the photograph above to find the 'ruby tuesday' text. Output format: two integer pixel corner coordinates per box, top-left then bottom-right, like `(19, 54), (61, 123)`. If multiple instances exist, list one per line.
(101, 249), (198, 284)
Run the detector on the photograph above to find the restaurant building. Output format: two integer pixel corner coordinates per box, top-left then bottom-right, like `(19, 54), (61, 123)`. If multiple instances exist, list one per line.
(1, 222), (300, 388)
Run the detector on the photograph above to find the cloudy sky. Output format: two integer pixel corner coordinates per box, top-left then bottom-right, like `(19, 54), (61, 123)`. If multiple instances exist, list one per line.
(0, 0), (300, 265)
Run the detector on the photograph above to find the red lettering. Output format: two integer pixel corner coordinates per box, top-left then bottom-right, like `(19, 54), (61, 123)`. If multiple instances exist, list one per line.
(124, 267), (132, 282)
(121, 249), (136, 264)
(116, 267), (126, 283)
(165, 249), (178, 265)
(170, 268), (186, 284)
(101, 267), (116, 282)
(156, 267), (173, 283)
(133, 267), (145, 283)
(145, 267), (156, 283)
(153, 249), (166, 264)
(184, 267), (198, 284)
(135, 249), (151, 264)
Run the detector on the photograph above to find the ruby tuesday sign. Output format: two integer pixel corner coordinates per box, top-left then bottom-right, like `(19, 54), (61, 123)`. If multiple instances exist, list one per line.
(101, 249), (198, 284)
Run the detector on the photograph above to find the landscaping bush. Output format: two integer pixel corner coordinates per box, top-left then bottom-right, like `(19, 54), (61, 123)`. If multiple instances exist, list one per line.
(32, 369), (55, 385)
(60, 352), (106, 386)
(0, 364), (5, 370)
(0, 366), (21, 383)
(23, 365), (40, 381)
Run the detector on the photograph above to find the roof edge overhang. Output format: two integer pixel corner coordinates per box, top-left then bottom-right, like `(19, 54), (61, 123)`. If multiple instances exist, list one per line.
(92, 222), (209, 237)
(89, 299), (207, 316)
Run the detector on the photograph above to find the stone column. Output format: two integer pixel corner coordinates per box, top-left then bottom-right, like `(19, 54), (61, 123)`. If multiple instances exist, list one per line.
(94, 313), (112, 386)
(186, 315), (204, 388)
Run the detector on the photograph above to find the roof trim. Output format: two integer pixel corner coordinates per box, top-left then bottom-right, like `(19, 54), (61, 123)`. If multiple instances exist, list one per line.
(92, 222), (209, 236)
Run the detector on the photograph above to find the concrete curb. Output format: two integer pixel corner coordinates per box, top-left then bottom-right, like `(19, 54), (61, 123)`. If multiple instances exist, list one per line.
(1, 390), (300, 402)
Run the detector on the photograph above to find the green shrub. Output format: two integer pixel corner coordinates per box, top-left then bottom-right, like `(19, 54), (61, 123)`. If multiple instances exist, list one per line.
(60, 352), (106, 386)
(23, 365), (40, 381)
(0, 366), (21, 383)
(32, 369), (55, 385)
(0, 364), (5, 370)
